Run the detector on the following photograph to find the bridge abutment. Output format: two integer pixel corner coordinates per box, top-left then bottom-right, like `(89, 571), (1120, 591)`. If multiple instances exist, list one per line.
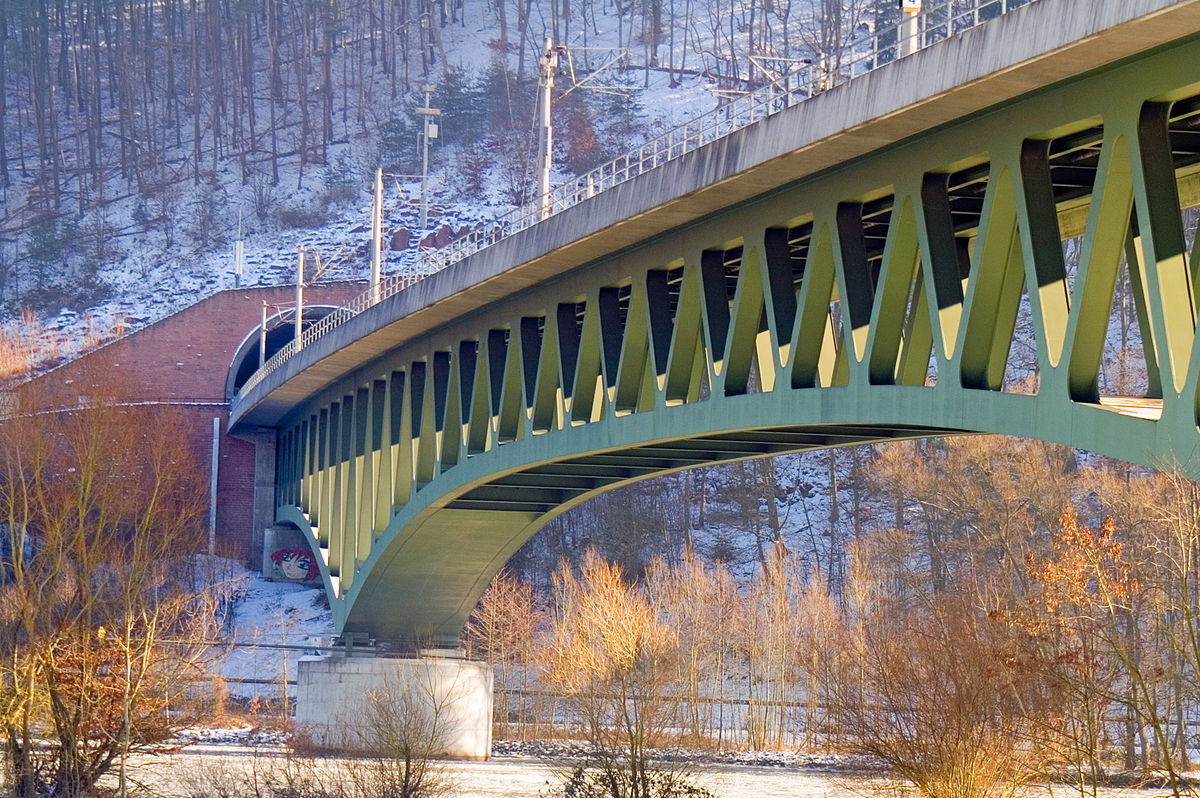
(248, 427), (278, 570)
(294, 654), (493, 759)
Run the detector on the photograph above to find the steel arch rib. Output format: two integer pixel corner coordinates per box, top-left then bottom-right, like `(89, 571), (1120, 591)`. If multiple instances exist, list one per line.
(280, 386), (1180, 643)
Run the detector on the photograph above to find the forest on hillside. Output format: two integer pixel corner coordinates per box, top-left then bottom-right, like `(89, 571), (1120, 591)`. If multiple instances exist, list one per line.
(0, 0), (916, 317)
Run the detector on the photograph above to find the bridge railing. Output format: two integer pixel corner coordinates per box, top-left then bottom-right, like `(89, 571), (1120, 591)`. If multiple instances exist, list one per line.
(236, 0), (1035, 400)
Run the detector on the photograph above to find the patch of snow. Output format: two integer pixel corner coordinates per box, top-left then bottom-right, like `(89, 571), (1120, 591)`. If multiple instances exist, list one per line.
(491, 739), (870, 772)
(211, 559), (334, 700)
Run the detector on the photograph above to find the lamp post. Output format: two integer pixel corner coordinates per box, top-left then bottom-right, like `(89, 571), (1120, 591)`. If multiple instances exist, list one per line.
(260, 300), (267, 368)
(295, 246), (304, 350)
(370, 167), (383, 305)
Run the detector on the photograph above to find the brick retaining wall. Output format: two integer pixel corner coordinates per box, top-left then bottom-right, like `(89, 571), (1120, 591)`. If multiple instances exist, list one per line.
(9, 283), (366, 562)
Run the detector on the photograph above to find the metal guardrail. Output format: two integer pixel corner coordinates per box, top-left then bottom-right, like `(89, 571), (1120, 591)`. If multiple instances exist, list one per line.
(236, 0), (1035, 401)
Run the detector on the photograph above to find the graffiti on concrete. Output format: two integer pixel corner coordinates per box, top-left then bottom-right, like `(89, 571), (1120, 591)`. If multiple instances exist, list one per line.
(270, 548), (320, 582)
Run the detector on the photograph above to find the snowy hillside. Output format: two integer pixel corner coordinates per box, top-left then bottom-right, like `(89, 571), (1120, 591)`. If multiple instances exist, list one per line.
(0, 0), (828, 359)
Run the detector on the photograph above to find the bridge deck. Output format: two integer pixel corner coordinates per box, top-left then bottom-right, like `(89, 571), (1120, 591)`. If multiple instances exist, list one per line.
(232, 0), (1200, 430)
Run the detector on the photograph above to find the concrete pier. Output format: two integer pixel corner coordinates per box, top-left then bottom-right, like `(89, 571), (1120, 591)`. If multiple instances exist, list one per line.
(294, 655), (493, 758)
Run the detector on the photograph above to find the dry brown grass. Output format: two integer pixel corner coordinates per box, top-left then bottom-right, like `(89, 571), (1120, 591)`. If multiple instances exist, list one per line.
(0, 308), (125, 386)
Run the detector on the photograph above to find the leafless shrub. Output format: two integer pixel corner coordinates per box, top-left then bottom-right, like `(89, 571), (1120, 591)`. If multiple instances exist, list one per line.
(156, 181), (182, 248)
(276, 203), (331, 230)
(176, 748), (354, 798)
(830, 551), (1050, 798)
(0, 308), (56, 383)
(358, 663), (462, 798)
(251, 172), (276, 222)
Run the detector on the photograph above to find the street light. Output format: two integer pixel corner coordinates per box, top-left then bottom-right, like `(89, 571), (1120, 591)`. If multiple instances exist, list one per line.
(535, 38), (566, 221)
(370, 167), (383, 305)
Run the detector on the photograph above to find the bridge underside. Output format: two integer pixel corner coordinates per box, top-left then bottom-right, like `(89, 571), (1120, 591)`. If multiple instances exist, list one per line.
(253, 31), (1200, 642)
(276, 381), (1170, 643)
(282, 410), (965, 643)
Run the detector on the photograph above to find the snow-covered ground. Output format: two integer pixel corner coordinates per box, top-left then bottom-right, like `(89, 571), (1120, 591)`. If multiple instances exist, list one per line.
(117, 745), (1179, 798)
(210, 560), (334, 702)
(12, 15), (724, 371)
(147, 753), (871, 798)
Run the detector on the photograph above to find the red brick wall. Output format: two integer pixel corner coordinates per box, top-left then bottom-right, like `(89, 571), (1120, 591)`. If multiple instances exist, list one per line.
(22, 284), (365, 408)
(217, 418), (259, 556)
(9, 283), (367, 562)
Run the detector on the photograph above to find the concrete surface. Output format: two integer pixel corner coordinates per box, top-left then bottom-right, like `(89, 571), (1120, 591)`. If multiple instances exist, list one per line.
(294, 655), (494, 759)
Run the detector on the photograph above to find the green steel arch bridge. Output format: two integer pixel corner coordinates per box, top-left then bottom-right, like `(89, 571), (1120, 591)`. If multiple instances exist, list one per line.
(231, 0), (1200, 646)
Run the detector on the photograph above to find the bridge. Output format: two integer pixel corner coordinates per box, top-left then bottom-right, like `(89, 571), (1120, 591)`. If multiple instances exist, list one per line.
(231, 0), (1200, 706)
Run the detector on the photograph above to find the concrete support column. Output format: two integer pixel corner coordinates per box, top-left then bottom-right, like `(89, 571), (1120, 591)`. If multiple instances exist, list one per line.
(249, 426), (278, 570)
(294, 655), (493, 758)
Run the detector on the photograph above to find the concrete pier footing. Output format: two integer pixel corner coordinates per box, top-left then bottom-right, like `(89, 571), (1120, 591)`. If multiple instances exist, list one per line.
(294, 655), (493, 759)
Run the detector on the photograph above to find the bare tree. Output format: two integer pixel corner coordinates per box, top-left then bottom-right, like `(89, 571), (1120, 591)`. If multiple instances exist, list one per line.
(0, 377), (219, 798)
(644, 548), (738, 749)
(542, 549), (710, 797)
(464, 570), (541, 739)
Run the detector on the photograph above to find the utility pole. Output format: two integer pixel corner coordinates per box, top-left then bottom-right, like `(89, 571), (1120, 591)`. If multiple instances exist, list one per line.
(295, 246), (304, 350)
(416, 86), (441, 231)
(900, 0), (921, 57)
(370, 167), (383, 305)
(535, 37), (560, 220)
(260, 300), (268, 368)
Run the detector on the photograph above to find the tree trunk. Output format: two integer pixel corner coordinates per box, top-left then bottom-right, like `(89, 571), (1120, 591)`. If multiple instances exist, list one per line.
(827, 449), (839, 591)
(191, 0), (201, 183)
(322, 0), (334, 156)
(0, 4), (9, 189)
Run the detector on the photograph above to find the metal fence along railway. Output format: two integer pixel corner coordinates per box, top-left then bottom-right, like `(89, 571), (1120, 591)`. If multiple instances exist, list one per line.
(237, 0), (1037, 400)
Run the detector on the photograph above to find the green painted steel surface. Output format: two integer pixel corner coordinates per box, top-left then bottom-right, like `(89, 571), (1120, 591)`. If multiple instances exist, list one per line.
(269, 35), (1200, 644)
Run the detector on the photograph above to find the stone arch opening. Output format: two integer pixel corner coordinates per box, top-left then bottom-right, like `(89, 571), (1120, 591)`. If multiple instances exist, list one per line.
(225, 306), (341, 400)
